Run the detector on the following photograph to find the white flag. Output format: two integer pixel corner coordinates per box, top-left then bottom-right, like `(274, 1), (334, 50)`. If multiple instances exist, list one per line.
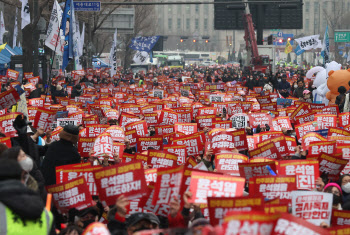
(0, 12), (5, 45)
(45, 0), (64, 55)
(13, 9), (18, 47)
(133, 51), (149, 64)
(110, 28), (118, 77)
(78, 22), (85, 57)
(21, 0), (31, 29)
(295, 35), (322, 51)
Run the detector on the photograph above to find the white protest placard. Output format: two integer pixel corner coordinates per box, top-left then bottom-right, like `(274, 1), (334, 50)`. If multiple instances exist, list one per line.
(210, 95), (223, 103)
(133, 51), (149, 65)
(295, 35), (322, 51)
(230, 114), (248, 129)
(291, 190), (333, 226)
(57, 118), (79, 127)
(153, 90), (164, 99)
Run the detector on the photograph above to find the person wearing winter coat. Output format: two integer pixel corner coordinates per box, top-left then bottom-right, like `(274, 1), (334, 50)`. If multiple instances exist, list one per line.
(41, 125), (81, 186)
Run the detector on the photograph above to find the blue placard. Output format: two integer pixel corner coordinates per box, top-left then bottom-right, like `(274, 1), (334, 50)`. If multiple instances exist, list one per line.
(276, 98), (293, 107)
(309, 129), (328, 138)
(73, 1), (101, 11)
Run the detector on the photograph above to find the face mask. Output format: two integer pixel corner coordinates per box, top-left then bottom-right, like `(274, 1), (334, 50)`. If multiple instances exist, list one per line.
(278, 79), (282, 82)
(19, 156), (33, 172)
(333, 194), (341, 205)
(342, 182), (350, 194)
(150, 131), (156, 136)
(294, 85), (298, 88)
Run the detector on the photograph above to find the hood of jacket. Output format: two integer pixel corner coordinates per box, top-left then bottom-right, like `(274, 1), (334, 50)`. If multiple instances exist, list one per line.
(0, 180), (44, 220)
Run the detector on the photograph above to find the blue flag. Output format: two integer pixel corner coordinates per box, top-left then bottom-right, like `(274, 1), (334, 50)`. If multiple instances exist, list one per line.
(129, 36), (160, 53)
(61, 0), (74, 71)
(294, 45), (305, 56)
(321, 25), (330, 64)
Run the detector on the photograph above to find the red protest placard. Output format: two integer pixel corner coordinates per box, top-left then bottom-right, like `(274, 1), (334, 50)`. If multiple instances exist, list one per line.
(222, 211), (279, 235)
(172, 132), (204, 156)
(212, 120), (232, 129)
(0, 136), (11, 147)
(136, 136), (163, 152)
(92, 132), (113, 161)
(142, 183), (170, 217)
(208, 197), (265, 226)
(112, 142), (125, 160)
(276, 160), (319, 190)
(119, 112), (140, 127)
(295, 121), (319, 141)
(125, 120), (148, 137)
(214, 153), (249, 176)
(163, 144), (187, 165)
(0, 112), (22, 137)
(143, 112), (158, 125)
(188, 171), (245, 204)
(272, 116), (293, 131)
(274, 213), (331, 235)
(0, 88), (21, 110)
(155, 124), (174, 136)
(81, 124), (109, 138)
(257, 136), (290, 158)
(328, 127), (350, 137)
(301, 132), (327, 151)
(291, 103), (312, 121)
(248, 142), (282, 160)
(197, 107), (217, 116)
(314, 114), (337, 129)
(294, 112), (315, 125)
(308, 141), (336, 156)
(158, 109), (178, 125)
(144, 168), (157, 185)
(28, 76), (39, 85)
(46, 176), (94, 213)
(195, 114), (216, 130)
(152, 165), (184, 205)
(105, 126), (125, 142)
(93, 161), (147, 206)
(6, 69), (19, 80)
(78, 137), (95, 157)
(248, 112), (272, 128)
(210, 131), (236, 153)
(229, 129), (249, 151)
(147, 150), (178, 168)
(238, 161), (276, 180)
(332, 210), (350, 226)
(318, 153), (348, 181)
(291, 191), (333, 226)
(339, 112), (350, 128)
(28, 98), (44, 107)
(24, 72), (33, 79)
(33, 108), (57, 131)
(174, 122), (197, 135)
(249, 176), (297, 205)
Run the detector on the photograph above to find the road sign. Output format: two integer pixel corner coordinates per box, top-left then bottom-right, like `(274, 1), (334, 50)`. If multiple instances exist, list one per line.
(277, 32), (283, 37)
(73, 1), (101, 11)
(335, 31), (350, 43)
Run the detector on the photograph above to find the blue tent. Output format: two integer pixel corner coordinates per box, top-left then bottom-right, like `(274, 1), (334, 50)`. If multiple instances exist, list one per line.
(92, 57), (110, 68)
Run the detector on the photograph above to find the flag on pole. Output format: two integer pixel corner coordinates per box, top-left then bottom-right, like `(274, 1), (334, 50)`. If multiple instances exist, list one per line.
(61, 0), (74, 71)
(20, 0), (30, 29)
(78, 22), (85, 57)
(71, 5), (82, 70)
(45, 0), (64, 56)
(321, 25), (330, 64)
(13, 9), (18, 47)
(110, 29), (118, 77)
(285, 40), (293, 54)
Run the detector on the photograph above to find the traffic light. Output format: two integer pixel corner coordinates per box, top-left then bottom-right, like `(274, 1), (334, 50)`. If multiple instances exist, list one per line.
(193, 39), (196, 43)
(287, 37), (292, 41)
(205, 40), (209, 43)
(180, 39), (184, 43)
(278, 39), (283, 43)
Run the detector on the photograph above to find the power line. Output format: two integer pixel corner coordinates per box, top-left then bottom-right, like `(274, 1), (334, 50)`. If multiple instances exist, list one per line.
(102, 1), (302, 6)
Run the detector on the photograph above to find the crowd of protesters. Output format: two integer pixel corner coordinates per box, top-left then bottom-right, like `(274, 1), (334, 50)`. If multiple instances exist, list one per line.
(0, 63), (350, 235)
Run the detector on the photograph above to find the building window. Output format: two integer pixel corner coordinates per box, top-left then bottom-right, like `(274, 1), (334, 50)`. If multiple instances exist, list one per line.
(186, 6), (190, 14)
(177, 18), (181, 30)
(168, 18), (172, 31)
(177, 5), (181, 13)
(195, 4), (199, 13)
(305, 1), (309, 13)
(314, 2), (319, 13)
(195, 19), (199, 30)
(168, 5), (172, 13)
(204, 4), (209, 15)
(305, 19), (309, 31)
(186, 18), (190, 30)
(204, 19), (208, 30)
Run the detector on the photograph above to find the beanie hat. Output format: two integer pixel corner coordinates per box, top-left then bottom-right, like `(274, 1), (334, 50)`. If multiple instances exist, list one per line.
(59, 125), (79, 144)
(0, 159), (23, 181)
(324, 183), (342, 195)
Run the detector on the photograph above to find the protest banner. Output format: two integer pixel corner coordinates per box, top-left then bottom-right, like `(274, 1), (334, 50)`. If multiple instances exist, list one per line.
(46, 176), (94, 213)
(136, 136), (163, 152)
(308, 141), (336, 156)
(301, 132), (327, 151)
(143, 183), (170, 217)
(33, 108), (57, 131)
(93, 161), (147, 206)
(272, 116), (293, 131)
(81, 124), (109, 138)
(0, 88), (21, 110)
(291, 191), (333, 226)
(328, 127), (350, 137)
(0, 112), (22, 137)
(78, 137), (95, 158)
(158, 109), (178, 125)
(195, 114), (216, 129)
(332, 210), (350, 226)
(249, 176), (297, 205)
(295, 122), (319, 141)
(257, 136), (290, 158)
(208, 197), (265, 226)
(318, 153), (348, 181)
(238, 161), (277, 180)
(172, 132), (204, 156)
(214, 153), (249, 176)
(248, 112), (272, 128)
(174, 123), (197, 135)
(105, 125), (125, 142)
(314, 114), (337, 129)
(248, 142), (282, 160)
(163, 144), (187, 165)
(222, 211), (279, 235)
(188, 171), (245, 204)
(143, 112), (158, 124)
(6, 69), (19, 80)
(339, 112), (350, 127)
(147, 150), (178, 168)
(210, 131), (236, 153)
(152, 165), (184, 205)
(276, 160), (319, 190)
(92, 132), (113, 161)
(0, 136), (11, 147)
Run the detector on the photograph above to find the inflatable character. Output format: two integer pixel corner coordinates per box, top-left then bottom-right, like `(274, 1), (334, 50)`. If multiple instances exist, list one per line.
(326, 68), (350, 104)
(306, 61), (342, 104)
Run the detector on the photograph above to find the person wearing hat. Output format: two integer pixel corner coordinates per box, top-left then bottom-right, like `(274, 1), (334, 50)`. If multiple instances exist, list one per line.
(41, 125), (81, 186)
(0, 158), (54, 234)
(52, 84), (68, 104)
(71, 84), (82, 99)
(324, 183), (342, 210)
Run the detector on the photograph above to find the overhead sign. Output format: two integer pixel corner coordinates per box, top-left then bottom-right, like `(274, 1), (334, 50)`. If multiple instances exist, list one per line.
(73, 1), (101, 11)
(335, 31), (350, 42)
